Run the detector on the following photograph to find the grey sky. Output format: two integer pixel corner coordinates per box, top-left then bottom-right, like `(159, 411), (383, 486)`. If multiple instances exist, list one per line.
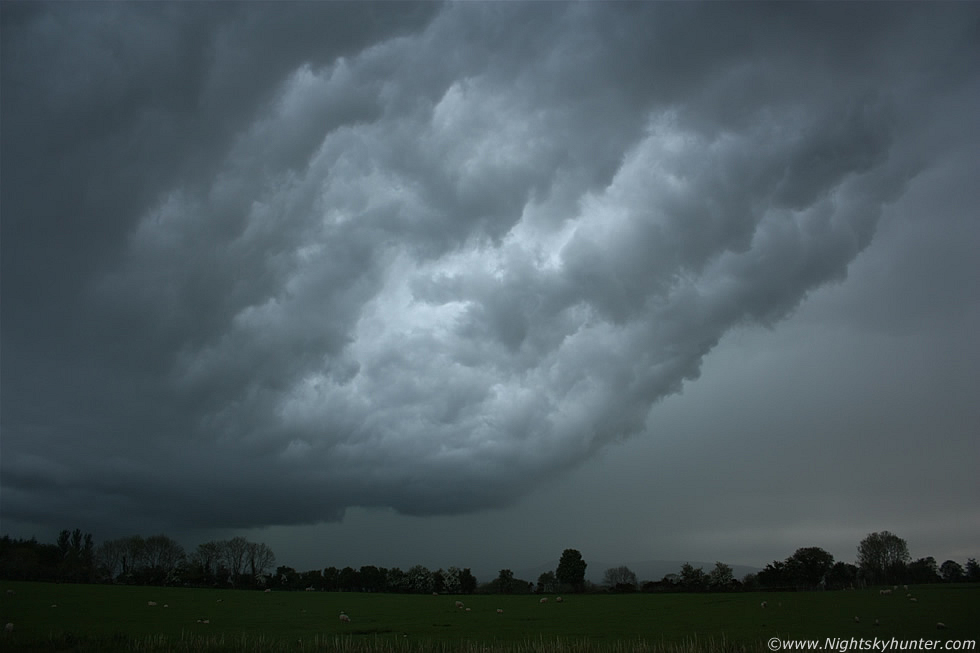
(2, 2), (978, 580)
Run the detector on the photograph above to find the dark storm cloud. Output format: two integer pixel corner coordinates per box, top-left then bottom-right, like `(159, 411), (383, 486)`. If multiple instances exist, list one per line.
(2, 2), (977, 536)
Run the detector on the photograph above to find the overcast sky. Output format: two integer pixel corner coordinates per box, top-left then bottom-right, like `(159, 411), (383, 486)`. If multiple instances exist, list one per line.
(2, 2), (978, 582)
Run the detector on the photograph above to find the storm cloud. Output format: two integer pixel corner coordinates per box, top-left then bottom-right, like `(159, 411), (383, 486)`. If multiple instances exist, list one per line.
(2, 1), (978, 560)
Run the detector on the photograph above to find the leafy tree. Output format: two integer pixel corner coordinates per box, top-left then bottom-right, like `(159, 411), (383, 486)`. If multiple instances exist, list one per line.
(458, 567), (477, 594)
(965, 558), (980, 582)
(785, 547), (834, 588)
(825, 561), (858, 590)
(939, 560), (964, 583)
(322, 566), (340, 591)
(857, 531), (910, 585)
(495, 569), (516, 594)
(756, 561), (787, 589)
(603, 565), (638, 591)
(679, 562), (707, 591)
(443, 566), (462, 594)
(537, 571), (558, 593)
(359, 565), (386, 592)
(386, 567), (408, 593)
(556, 549), (587, 592)
(907, 557), (940, 584)
(707, 562), (735, 590)
(407, 564), (433, 594)
(339, 566), (360, 591)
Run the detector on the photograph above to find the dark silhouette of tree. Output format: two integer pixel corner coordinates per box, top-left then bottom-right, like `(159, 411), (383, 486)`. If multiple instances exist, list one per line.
(785, 547), (834, 589)
(679, 562), (707, 591)
(556, 548), (587, 592)
(907, 557), (940, 584)
(458, 567), (477, 594)
(707, 562), (735, 590)
(965, 558), (980, 582)
(537, 571), (558, 593)
(940, 560), (965, 583)
(603, 565), (638, 591)
(857, 531), (910, 585)
(825, 561), (858, 590)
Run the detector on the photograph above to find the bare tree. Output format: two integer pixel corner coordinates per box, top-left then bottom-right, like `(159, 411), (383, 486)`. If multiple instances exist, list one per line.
(222, 536), (250, 579)
(246, 541), (275, 580)
(603, 565), (638, 590)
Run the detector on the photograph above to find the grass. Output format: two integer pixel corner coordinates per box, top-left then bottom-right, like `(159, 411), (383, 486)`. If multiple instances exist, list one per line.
(0, 582), (977, 651)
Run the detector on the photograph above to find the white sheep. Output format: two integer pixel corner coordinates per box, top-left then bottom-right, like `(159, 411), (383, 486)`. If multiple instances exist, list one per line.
(305, 586), (315, 592)
(264, 589), (272, 593)
(539, 597), (548, 603)
(937, 622), (947, 630)
(339, 612), (351, 623)
(496, 609), (503, 614)
(465, 607), (471, 612)
(455, 600), (464, 609)
(909, 597), (918, 603)
(4, 623), (12, 633)
(148, 601), (157, 606)
(904, 585), (908, 591)
(854, 616), (860, 623)
(761, 601), (768, 608)
(556, 596), (563, 603)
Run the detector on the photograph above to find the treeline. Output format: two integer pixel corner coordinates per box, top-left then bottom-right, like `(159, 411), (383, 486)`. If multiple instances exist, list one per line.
(272, 564), (478, 594)
(621, 532), (980, 594)
(0, 531), (274, 589)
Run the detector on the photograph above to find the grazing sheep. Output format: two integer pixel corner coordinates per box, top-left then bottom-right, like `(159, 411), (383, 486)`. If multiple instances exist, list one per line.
(879, 589), (892, 595)
(909, 598), (918, 603)
(4, 623), (12, 633)
(854, 617), (860, 623)
(264, 589), (272, 593)
(540, 597), (548, 603)
(761, 601), (768, 608)
(455, 601), (464, 609)
(432, 592), (439, 596)
(339, 612), (351, 623)
(148, 601), (157, 606)
(556, 597), (563, 603)
(163, 604), (169, 608)
(305, 586), (315, 592)
(874, 619), (880, 626)
(497, 609), (503, 614)
(465, 607), (471, 612)
(937, 622), (947, 630)
(50, 604), (57, 608)
(904, 585), (908, 591)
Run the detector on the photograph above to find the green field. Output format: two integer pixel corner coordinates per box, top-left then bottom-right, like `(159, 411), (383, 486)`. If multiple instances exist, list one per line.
(1, 581), (977, 652)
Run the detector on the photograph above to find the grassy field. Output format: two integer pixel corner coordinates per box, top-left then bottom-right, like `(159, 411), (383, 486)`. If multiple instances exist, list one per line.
(0, 581), (977, 651)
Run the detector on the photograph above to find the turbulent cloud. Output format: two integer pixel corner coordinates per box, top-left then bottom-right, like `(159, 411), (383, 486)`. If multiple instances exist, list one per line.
(2, 2), (977, 535)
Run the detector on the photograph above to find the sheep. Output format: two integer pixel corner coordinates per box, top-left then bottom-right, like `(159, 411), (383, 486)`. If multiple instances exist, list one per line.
(903, 585), (908, 591)
(879, 589), (892, 595)
(455, 601), (464, 609)
(874, 619), (880, 626)
(432, 592), (439, 596)
(909, 597), (918, 602)
(761, 601), (768, 608)
(163, 604), (169, 608)
(937, 622), (947, 630)
(556, 597), (563, 603)
(148, 601), (158, 606)
(305, 586), (315, 592)
(854, 616), (860, 623)
(4, 623), (12, 633)
(496, 609), (503, 614)
(465, 607), (471, 612)
(339, 612), (351, 623)
(264, 589), (272, 593)
(539, 597), (548, 603)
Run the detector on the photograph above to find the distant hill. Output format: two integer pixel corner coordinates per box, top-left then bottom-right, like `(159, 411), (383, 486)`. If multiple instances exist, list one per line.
(510, 559), (761, 586)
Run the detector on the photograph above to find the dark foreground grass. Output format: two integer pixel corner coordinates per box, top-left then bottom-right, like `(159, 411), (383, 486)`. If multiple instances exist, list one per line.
(1, 581), (977, 652)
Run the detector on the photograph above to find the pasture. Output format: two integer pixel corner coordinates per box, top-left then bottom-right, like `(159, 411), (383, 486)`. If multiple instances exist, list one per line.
(0, 581), (977, 652)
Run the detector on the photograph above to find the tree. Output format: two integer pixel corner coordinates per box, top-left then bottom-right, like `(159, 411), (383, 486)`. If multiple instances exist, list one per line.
(458, 567), (477, 594)
(603, 566), (638, 591)
(556, 549), (587, 592)
(825, 562), (858, 590)
(707, 562), (735, 590)
(95, 538), (127, 582)
(965, 558), (980, 582)
(537, 571), (558, 593)
(784, 547), (834, 589)
(679, 562), (707, 591)
(222, 536), (250, 582)
(756, 561), (787, 589)
(246, 542), (276, 584)
(939, 560), (964, 583)
(907, 557), (940, 584)
(857, 531), (910, 586)
(407, 564), (433, 594)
